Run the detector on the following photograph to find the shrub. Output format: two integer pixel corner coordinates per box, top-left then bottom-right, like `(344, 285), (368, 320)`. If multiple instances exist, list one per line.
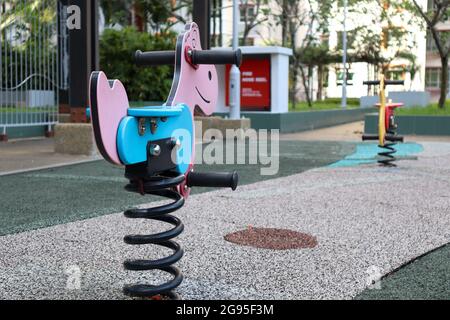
(99, 27), (176, 102)
(322, 98), (360, 106)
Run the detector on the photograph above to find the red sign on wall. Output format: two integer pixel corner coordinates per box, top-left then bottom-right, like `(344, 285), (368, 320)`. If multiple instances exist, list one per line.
(225, 56), (271, 111)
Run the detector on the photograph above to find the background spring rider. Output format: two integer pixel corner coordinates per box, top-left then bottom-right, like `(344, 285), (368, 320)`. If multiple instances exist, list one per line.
(361, 76), (405, 166)
(89, 23), (242, 299)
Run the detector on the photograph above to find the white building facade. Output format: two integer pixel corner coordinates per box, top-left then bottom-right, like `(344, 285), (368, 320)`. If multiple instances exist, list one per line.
(325, 0), (427, 100)
(212, 0), (428, 102)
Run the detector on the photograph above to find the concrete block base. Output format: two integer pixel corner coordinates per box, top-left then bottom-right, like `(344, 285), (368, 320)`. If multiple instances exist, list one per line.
(215, 108), (375, 133)
(364, 114), (450, 136)
(54, 123), (98, 156)
(195, 116), (251, 140)
(58, 113), (71, 124)
(54, 118), (252, 155)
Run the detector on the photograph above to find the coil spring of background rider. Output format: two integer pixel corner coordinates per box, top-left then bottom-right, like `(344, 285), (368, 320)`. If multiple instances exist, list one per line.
(378, 128), (397, 166)
(122, 172), (185, 300)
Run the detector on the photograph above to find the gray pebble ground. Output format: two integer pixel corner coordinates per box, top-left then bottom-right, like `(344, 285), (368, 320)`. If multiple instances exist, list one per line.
(0, 142), (449, 300)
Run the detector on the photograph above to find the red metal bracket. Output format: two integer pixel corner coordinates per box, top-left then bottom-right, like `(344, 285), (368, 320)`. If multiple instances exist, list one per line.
(184, 46), (199, 70)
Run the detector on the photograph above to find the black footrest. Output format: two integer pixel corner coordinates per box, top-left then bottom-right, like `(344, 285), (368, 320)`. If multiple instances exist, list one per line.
(362, 134), (379, 141)
(386, 135), (404, 142)
(187, 171), (238, 191)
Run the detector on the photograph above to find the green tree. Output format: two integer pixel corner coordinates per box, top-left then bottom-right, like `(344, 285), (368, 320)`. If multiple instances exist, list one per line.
(1, 0), (58, 90)
(351, 1), (419, 70)
(99, 0), (192, 32)
(100, 0), (131, 27)
(99, 27), (176, 101)
(411, 0), (450, 108)
(299, 45), (341, 101)
(240, 0), (270, 45)
(271, 0), (334, 108)
(330, 1), (421, 97)
(134, 0), (192, 32)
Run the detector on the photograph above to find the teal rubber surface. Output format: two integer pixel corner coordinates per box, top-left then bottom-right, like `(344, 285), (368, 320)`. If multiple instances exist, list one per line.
(330, 142), (424, 167)
(0, 140), (355, 236)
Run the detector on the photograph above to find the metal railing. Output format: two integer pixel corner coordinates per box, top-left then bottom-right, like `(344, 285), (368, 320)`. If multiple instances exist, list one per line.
(0, 0), (63, 138)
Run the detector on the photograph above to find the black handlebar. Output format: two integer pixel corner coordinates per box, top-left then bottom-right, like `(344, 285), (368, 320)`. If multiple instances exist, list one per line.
(135, 49), (242, 67)
(362, 134), (404, 142)
(191, 49), (242, 67)
(186, 171), (238, 191)
(135, 50), (175, 66)
(363, 80), (405, 86)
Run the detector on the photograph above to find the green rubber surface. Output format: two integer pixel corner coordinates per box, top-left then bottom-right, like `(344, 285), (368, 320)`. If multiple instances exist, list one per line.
(356, 243), (450, 300)
(0, 140), (355, 236)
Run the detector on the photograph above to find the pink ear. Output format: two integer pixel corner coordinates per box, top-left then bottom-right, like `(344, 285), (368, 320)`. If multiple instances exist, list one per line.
(170, 23), (218, 116)
(90, 71), (129, 165)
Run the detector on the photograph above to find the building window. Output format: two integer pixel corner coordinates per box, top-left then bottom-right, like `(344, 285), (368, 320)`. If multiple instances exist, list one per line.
(321, 34), (330, 49)
(427, 31), (438, 52)
(428, 0), (450, 19)
(240, 4), (255, 22)
(337, 0), (348, 8)
(337, 31), (356, 50)
(239, 37), (255, 46)
(428, 0), (435, 10)
(382, 27), (405, 49)
(337, 69), (354, 86)
(427, 31), (450, 52)
(387, 67), (405, 81)
(323, 68), (329, 88)
(425, 68), (440, 88)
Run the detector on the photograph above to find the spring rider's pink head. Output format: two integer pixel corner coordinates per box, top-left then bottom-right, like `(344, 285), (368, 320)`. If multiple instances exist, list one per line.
(166, 23), (218, 116)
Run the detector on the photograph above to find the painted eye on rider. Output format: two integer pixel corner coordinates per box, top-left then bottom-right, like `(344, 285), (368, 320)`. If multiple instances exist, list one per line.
(208, 71), (212, 81)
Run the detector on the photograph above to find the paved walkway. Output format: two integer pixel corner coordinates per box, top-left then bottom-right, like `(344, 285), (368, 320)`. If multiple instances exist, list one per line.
(0, 141), (449, 299)
(0, 138), (99, 175)
(281, 121), (450, 143)
(2, 123), (450, 174)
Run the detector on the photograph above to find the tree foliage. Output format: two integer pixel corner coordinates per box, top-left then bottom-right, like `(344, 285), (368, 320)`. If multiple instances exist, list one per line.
(268, 0), (334, 107)
(412, 0), (450, 108)
(345, 0), (420, 71)
(1, 0), (58, 90)
(240, 0), (270, 45)
(100, 0), (192, 32)
(99, 27), (176, 101)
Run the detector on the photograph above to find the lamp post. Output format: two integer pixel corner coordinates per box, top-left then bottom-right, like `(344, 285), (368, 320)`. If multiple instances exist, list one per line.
(229, 0), (241, 119)
(341, 0), (348, 108)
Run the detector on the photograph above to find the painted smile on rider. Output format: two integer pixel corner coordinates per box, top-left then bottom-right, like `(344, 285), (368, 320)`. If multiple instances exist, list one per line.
(195, 70), (213, 104)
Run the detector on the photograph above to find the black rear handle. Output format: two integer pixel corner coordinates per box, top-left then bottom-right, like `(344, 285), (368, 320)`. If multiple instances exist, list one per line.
(363, 80), (405, 86)
(186, 171), (238, 191)
(135, 49), (242, 67)
(386, 134), (404, 142)
(135, 50), (175, 66)
(362, 134), (379, 141)
(362, 134), (404, 142)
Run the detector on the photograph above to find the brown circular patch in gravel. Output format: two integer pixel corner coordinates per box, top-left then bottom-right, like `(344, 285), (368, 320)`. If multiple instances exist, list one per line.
(224, 227), (318, 250)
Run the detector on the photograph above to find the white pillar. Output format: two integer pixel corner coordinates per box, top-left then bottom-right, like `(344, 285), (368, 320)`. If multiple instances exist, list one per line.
(341, 0), (348, 108)
(229, 0), (241, 119)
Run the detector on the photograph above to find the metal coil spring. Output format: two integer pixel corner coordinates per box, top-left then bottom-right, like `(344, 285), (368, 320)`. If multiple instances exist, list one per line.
(122, 173), (185, 300)
(378, 128), (398, 166)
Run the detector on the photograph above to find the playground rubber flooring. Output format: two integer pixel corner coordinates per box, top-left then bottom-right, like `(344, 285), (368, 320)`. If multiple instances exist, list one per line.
(0, 140), (354, 236)
(0, 140), (449, 300)
(356, 243), (450, 300)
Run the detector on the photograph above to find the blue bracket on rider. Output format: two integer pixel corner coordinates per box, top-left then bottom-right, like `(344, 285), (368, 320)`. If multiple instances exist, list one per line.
(117, 104), (193, 175)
